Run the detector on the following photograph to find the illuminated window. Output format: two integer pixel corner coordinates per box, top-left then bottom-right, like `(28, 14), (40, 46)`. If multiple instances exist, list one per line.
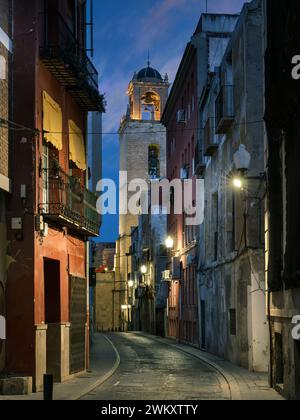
(141, 91), (160, 121)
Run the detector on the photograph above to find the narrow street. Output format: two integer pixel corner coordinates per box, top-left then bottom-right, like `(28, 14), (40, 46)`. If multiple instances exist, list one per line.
(81, 333), (231, 401)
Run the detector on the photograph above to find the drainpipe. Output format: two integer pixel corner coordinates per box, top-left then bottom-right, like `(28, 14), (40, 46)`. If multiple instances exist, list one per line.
(85, 114), (90, 371)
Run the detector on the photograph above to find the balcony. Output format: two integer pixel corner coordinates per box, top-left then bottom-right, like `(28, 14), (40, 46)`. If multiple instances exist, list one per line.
(215, 85), (234, 134)
(40, 12), (105, 113)
(194, 143), (206, 177)
(40, 166), (100, 237)
(203, 118), (218, 157)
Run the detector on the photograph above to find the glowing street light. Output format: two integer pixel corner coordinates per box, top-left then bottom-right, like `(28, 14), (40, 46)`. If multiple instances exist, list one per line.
(233, 177), (244, 190)
(128, 280), (134, 288)
(165, 236), (174, 249)
(140, 265), (147, 275)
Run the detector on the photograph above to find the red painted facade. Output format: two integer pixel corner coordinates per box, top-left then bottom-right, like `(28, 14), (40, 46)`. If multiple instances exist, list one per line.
(162, 43), (199, 346)
(5, 0), (101, 390)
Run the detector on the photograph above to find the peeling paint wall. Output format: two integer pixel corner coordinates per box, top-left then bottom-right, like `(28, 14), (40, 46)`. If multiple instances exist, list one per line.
(197, 0), (269, 372)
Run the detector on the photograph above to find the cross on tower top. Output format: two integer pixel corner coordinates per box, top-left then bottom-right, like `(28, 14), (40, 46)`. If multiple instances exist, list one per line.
(147, 50), (151, 68)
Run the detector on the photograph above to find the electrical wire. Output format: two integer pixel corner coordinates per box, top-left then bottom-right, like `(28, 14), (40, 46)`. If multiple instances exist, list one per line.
(0, 117), (265, 136)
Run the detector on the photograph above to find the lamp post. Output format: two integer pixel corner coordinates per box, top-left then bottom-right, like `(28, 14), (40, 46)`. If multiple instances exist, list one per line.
(165, 236), (174, 250)
(232, 144), (266, 191)
(232, 144), (267, 250)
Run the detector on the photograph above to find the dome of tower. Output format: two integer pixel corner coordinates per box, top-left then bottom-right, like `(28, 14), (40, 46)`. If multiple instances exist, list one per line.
(136, 66), (163, 82)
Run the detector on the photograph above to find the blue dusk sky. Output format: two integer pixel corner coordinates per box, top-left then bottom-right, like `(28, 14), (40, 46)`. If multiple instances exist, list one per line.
(92, 0), (248, 242)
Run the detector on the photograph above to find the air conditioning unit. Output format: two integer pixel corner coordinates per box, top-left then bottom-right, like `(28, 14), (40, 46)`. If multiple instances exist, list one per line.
(180, 167), (189, 180)
(171, 257), (181, 280)
(162, 270), (171, 281)
(177, 109), (186, 124)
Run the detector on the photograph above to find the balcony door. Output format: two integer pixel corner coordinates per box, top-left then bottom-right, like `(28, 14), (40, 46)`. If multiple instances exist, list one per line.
(41, 143), (49, 213)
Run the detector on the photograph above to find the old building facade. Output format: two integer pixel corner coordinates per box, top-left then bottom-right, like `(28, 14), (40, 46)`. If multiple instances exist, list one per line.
(0, 0), (12, 374)
(162, 13), (238, 346)
(114, 64), (169, 331)
(197, 0), (268, 372)
(4, 0), (103, 392)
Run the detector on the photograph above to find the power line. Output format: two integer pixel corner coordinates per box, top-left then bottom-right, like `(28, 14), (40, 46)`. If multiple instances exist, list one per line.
(0, 117), (265, 136)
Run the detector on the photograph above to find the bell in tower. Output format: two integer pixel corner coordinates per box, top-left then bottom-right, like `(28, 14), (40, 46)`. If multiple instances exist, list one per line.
(125, 61), (169, 122)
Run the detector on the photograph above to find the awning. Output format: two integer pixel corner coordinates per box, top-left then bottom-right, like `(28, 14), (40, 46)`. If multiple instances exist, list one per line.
(42, 91), (62, 150)
(68, 120), (86, 171)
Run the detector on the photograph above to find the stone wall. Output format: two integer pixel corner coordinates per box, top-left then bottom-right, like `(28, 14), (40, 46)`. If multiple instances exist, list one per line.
(197, 0), (268, 372)
(95, 272), (120, 332)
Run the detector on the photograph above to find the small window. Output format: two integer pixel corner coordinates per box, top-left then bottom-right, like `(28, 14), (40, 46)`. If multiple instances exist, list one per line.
(148, 145), (160, 179)
(229, 309), (237, 336)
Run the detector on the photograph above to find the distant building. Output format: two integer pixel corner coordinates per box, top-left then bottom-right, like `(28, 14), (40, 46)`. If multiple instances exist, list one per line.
(130, 210), (168, 336)
(93, 243), (116, 271)
(115, 63), (169, 331)
(4, 0), (103, 393)
(0, 0), (12, 375)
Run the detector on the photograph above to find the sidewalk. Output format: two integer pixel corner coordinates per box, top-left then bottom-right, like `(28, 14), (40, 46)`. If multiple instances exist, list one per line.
(0, 333), (119, 400)
(135, 332), (284, 401)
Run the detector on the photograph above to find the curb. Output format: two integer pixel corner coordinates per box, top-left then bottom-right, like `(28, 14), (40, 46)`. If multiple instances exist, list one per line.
(135, 332), (242, 401)
(72, 335), (121, 401)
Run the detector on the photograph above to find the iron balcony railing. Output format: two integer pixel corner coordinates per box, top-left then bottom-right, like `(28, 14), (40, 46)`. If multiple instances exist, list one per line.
(194, 143), (206, 177)
(40, 11), (105, 112)
(215, 85), (234, 134)
(203, 117), (218, 157)
(40, 166), (100, 237)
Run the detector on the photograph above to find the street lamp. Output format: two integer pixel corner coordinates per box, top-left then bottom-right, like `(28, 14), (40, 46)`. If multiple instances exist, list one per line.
(233, 177), (244, 190)
(233, 144), (251, 175)
(232, 144), (266, 190)
(140, 265), (147, 275)
(128, 280), (134, 288)
(165, 236), (174, 249)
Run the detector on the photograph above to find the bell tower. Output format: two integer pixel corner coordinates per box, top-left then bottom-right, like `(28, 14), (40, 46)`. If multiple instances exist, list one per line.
(119, 63), (169, 236)
(115, 63), (170, 331)
(127, 66), (169, 122)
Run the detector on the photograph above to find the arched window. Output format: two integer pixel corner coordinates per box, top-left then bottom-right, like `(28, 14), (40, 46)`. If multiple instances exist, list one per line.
(141, 91), (160, 121)
(148, 145), (160, 179)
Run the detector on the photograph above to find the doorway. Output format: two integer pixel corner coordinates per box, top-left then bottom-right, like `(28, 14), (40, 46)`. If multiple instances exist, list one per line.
(44, 258), (61, 379)
(201, 300), (206, 350)
(44, 258), (61, 324)
(294, 340), (300, 399)
(274, 333), (284, 386)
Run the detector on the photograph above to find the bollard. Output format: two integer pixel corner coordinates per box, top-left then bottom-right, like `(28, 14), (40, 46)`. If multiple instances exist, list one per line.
(43, 374), (53, 401)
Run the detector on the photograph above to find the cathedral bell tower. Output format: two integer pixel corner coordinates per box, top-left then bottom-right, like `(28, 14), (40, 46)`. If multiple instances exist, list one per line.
(119, 63), (170, 236)
(115, 63), (170, 331)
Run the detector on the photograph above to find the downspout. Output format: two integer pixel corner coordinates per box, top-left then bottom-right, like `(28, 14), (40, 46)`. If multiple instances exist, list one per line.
(85, 113), (90, 370)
